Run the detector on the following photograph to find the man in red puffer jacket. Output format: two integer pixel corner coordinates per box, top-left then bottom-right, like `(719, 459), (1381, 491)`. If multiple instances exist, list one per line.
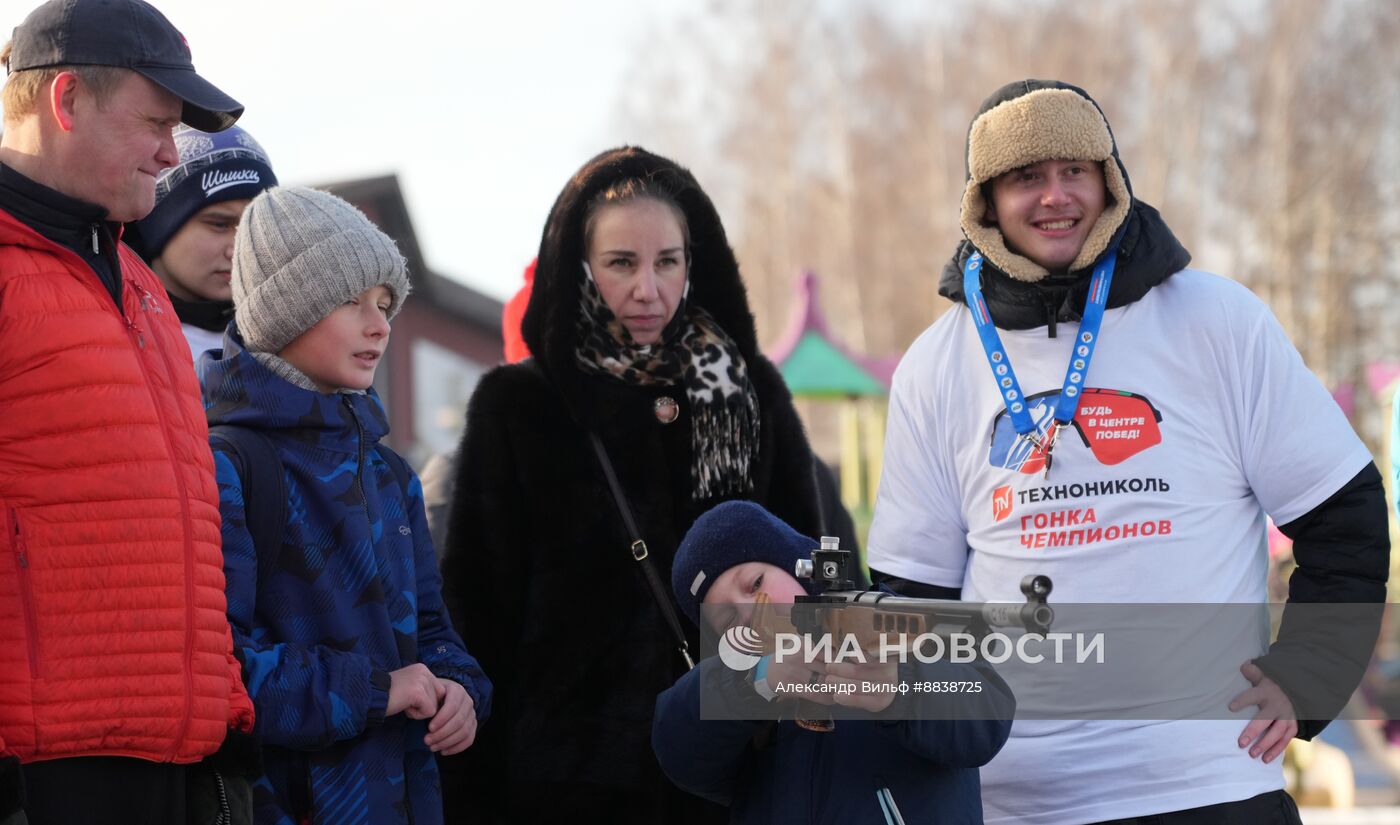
(0, 2), (255, 823)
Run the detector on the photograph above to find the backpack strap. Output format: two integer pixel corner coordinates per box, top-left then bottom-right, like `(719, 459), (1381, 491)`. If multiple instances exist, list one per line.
(373, 443), (415, 496)
(209, 425), (287, 587)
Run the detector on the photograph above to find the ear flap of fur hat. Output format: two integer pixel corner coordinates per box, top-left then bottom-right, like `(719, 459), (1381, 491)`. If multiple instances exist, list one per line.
(671, 500), (819, 626)
(231, 186), (411, 353)
(959, 85), (1132, 283)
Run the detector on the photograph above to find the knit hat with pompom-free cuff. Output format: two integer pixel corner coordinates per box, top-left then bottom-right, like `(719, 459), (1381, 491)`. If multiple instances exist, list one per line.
(672, 500), (819, 626)
(231, 186), (410, 354)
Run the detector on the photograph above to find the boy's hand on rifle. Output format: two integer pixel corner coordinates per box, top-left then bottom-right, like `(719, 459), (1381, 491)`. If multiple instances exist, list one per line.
(764, 656), (836, 705)
(387, 663), (441, 720)
(821, 656), (900, 712)
(425, 678), (478, 755)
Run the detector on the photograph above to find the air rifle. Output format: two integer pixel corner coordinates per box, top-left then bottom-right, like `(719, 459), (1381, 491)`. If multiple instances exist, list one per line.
(748, 536), (1052, 732)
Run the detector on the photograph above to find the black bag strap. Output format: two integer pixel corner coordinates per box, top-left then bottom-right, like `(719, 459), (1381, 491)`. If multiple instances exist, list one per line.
(588, 432), (695, 671)
(209, 425), (287, 587)
(373, 443), (415, 497)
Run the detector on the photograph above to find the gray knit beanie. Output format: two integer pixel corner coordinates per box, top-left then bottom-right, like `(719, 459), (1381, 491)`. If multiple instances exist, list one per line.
(232, 186), (411, 353)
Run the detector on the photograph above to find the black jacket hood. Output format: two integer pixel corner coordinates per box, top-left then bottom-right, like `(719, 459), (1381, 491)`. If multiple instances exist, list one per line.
(940, 80), (1190, 330)
(522, 146), (761, 413)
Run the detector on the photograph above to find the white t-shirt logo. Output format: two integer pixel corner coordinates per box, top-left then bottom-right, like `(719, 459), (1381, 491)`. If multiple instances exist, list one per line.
(993, 485), (1014, 522)
(989, 387), (1164, 474)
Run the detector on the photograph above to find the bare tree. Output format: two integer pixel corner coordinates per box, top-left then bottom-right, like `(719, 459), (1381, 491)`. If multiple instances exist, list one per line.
(620, 0), (1400, 451)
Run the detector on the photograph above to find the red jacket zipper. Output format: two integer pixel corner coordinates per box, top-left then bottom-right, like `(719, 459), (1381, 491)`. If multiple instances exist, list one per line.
(122, 280), (199, 761)
(143, 284), (205, 750)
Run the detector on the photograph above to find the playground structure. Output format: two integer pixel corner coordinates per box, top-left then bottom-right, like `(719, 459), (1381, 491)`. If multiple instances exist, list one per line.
(768, 272), (900, 547)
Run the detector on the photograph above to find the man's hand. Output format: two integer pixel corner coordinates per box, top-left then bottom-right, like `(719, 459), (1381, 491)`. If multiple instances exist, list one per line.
(1229, 661), (1298, 763)
(387, 663), (443, 720)
(424, 678), (478, 755)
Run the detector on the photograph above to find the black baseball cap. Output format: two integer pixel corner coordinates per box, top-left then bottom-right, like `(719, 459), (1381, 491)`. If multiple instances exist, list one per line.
(6, 0), (243, 132)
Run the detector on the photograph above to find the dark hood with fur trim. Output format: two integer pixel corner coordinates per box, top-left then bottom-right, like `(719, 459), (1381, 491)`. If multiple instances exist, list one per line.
(940, 79), (1190, 331)
(522, 146), (761, 420)
(439, 146), (827, 823)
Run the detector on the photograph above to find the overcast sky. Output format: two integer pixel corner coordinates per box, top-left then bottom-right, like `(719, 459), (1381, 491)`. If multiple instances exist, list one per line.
(11, 0), (692, 301)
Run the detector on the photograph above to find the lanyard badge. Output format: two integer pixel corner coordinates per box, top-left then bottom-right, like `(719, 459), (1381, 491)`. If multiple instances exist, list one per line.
(963, 249), (1118, 477)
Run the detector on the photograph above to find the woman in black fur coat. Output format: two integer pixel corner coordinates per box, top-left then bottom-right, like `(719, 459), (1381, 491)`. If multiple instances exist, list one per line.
(438, 147), (826, 824)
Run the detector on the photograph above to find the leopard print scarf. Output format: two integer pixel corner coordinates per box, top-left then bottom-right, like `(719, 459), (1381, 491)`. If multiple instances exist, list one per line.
(574, 264), (760, 500)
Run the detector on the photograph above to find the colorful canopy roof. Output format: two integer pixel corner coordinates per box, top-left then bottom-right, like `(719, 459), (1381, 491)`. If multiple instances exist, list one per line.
(768, 271), (895, 398)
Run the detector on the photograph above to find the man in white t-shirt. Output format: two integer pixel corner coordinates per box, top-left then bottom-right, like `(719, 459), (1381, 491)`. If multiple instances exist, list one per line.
(867, 79), (1389, 825)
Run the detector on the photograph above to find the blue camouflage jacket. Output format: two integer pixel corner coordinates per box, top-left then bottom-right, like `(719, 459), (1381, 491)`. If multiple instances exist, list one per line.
(201, 328), (491, 825)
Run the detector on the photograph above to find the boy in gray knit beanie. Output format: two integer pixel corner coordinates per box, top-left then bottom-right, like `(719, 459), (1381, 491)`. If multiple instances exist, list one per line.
(205, 189), (489, 824)
(231, 185), (411, 392)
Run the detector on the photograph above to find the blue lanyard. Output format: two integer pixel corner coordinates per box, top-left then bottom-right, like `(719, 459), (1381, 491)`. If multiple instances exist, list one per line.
(963, 250), (1117, 452)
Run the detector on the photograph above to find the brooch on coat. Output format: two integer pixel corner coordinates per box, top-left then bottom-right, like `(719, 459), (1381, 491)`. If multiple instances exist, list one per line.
(653, 396), (680, 425)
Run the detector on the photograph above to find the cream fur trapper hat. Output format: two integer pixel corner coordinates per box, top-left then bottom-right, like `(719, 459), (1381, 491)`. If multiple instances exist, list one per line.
(959, 82), (1132, 283)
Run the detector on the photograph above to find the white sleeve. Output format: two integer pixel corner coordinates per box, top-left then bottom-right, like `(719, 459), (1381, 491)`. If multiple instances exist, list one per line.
(1235, 299), (1372, 526)
(866, 358), (969, 588)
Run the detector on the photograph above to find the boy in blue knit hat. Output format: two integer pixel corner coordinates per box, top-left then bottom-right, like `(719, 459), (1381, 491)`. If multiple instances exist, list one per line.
(131, 123), (277, 358)
(653, 500), (1014, 825)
